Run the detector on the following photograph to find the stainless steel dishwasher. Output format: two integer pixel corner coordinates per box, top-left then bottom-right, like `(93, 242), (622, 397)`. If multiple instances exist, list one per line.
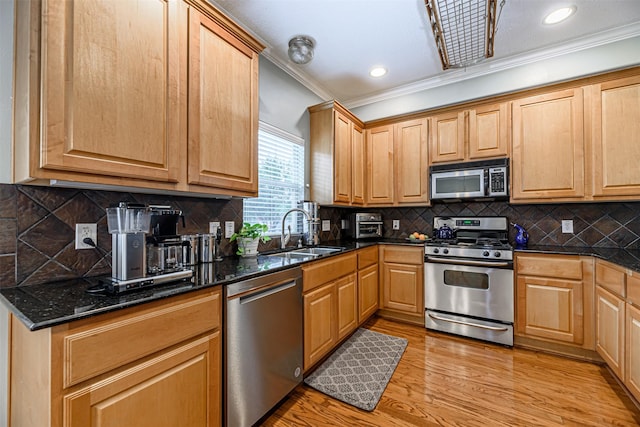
(225, 267), (303, 427)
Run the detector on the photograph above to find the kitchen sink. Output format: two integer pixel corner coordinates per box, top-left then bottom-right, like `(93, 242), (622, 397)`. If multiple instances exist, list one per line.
(264, 246), (344, 260)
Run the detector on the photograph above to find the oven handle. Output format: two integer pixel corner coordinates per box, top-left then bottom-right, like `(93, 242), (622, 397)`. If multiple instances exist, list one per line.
(425, 256), (512, 268)
(428, 312), (510, 332)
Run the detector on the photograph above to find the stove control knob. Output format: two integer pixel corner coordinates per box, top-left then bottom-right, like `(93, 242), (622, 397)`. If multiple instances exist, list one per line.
(443, 248), (449, 255)
(433, 248), (439, 254)
(482, 251), (490, 257)
(494, 252), (501, 258)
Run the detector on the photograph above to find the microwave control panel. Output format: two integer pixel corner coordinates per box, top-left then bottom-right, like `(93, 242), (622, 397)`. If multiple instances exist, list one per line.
(488, 167), (508, 197)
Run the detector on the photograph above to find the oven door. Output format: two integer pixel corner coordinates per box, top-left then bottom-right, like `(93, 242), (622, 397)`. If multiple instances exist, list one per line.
(425, 258), (514, 323)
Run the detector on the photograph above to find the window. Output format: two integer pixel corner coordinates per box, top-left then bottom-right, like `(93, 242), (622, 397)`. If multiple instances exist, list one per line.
(243, 122), (305, 236)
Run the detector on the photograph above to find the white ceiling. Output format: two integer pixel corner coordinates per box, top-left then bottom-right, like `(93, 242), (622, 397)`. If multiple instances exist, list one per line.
(210, 0), (640, 106)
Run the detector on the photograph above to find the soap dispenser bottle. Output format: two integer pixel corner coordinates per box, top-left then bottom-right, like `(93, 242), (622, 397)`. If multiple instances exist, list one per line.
(511, 223), (529, 248)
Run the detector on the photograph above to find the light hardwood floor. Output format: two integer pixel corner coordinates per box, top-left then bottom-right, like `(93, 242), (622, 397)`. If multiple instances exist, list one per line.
(262, 316), (640, 426)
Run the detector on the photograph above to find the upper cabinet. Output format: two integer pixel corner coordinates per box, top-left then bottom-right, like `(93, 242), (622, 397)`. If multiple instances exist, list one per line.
(394, 118), (429, 205)
(365, 124), (395, 205)
(13, 0), (263, 197)
(186, 2), (260, 195)
(511, 88), (586, 202)
(430, 102), (509, 164)
(590, 75), (640, 200)
(309, 101), (365, 206)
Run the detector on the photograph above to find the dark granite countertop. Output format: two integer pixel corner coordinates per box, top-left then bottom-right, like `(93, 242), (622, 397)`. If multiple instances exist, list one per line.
(515, 245), (640, 273)
(0, 239), (424, 331)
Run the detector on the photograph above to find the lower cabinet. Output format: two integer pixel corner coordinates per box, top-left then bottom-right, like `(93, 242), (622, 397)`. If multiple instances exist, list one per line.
(9, 288), (222, 427)
(302, 252), (358, 371)
(357, 246), (379, 324)
(596, 285), (625, 378)
(626, 303), (640, 401)
(379, 245), (424, 325)
(515, 253), (595, 352)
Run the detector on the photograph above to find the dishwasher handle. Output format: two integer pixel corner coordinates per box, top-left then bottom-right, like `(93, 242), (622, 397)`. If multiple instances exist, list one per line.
(239, 280), (297, 305)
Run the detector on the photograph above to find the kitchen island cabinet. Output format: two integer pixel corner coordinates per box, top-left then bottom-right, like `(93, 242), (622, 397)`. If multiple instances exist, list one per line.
(9, 287), (222, 427)
(379, 245), (424, 325)
(429, 102), (509, 164)
(515, 253), (595, 356)
(13, 0), (263, 197)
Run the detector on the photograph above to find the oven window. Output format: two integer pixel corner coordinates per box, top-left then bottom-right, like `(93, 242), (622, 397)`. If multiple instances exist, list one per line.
(436, 176), (482, 194)
(443, 270), (489, 290)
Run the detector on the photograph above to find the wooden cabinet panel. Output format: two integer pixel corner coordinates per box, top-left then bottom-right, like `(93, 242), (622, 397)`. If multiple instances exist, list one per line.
(38, 0), (181, 183)
(337, 274), (358, 340)
(357, 245), (379, 269)
(597, 286), (625, 378)
(381, 245), (424, 265)
(382, 263), (423, 314)
(351, 123), (366, 205)
(429, 111), (465, 163)
(187, 6), (258, 194)
(334, 111), (353, 203)
(517, 254), (583, 280)
(626, 303), (640, 402)
(358, 263), (379, 324)
(468, 102), (509, 160)
(516, 276), (584, 344)
(595, 259), (627, 298)
(64, 333), (220, 427)
(627, 274), (640, 306)
(511, 88), (585, 202)
(395, 118), (429, 204)
(366, 125), (394, 205)
(303, 282), (337, 370)
(591, 75), (640, 198)
(302, 253), (357, 293)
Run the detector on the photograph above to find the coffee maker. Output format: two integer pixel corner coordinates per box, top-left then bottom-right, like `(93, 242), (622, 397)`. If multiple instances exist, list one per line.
(103, 203), (192, 294)
(146, 206), (186, 274)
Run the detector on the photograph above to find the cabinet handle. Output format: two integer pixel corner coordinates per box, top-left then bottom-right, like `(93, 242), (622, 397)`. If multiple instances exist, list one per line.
(428, 312), (510, 332)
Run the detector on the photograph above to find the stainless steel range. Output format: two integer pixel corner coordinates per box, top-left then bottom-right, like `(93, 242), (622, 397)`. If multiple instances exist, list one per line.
(424, 216), (514, 346)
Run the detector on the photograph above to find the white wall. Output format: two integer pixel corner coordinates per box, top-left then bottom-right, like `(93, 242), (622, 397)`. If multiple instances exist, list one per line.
(0, 0), (14, 184)
(351, 36), (640, 121)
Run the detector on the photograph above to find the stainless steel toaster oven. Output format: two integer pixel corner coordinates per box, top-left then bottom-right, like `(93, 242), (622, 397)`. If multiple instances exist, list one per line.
(348, 213), (383, 239)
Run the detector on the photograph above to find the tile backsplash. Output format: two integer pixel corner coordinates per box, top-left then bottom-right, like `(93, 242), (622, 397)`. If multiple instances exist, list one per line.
(1, 183), (640, 287)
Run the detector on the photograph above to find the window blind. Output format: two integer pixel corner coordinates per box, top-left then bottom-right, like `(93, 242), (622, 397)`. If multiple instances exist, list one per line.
(243, 122), (305, 236)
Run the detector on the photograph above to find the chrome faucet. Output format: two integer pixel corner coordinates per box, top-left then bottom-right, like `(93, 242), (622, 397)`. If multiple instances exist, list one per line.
(281, 208), (312, 249)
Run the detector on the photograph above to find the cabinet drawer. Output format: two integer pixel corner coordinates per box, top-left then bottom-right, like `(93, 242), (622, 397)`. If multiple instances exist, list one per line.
(516, 254), (583, 280)
(381, 245), (424, 265)
(61, 288), (221, 388)
(358, 246), (378, 269)
(596, 260), (627, 298)
(627, 273), (640, 306)
(303, 253), (357, 293)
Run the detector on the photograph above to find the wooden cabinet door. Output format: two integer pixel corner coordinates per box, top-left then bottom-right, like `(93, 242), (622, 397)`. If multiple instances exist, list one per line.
(591, 75), (640, 198)
(358, 263), (379, 324)
(187, 6), (259, 195)
(626, 303), (640, 402)
(516, 275), (584, 344)
(429, 111), (465, 164)
(596, 286), (625, 378)
(40, 0), (181, 182)
(366, 125), (394, 205)
(395, 118), (429, 204)
(381, 262), (424, 314)
(333, 111), (353, 203)
(303, 282), (337, 370)
(351, 123), (366, 205)
(468, 102), (509, 160)
(64, 332), (220, 427)
(511, 88), (585, 202)
(336, 273), (358, 340)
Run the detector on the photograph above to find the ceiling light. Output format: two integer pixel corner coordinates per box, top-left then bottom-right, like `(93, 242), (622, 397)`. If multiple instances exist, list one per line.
(543, 6), (576, 25)
(288, 36), (315, 64)
(425, 0), (504, 70)
(369, 67), (387, 78)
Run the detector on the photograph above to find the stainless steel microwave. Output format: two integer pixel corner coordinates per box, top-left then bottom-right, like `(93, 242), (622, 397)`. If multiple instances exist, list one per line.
(430, 158), (508, 201)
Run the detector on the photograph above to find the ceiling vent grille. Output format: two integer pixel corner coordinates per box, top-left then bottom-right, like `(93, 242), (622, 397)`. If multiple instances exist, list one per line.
(425, 0), (501, 70)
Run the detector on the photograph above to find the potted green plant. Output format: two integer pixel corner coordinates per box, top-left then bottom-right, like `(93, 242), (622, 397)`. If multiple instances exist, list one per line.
(230, 223), (271, 257)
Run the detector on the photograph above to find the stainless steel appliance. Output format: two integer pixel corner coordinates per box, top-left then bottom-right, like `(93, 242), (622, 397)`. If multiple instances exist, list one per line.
(103, 203), (192, 294)
(430, 158), (508, 201)
(348, 212), (383, 239)
(425, 216), (514, 346)
(226, 268), (303, 426)
(299, 200), (320, 246)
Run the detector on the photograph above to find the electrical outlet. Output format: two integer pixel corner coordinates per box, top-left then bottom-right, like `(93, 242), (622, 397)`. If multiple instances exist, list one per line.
(561, 220), (574, 234)
(75, 223), (97, 249)
(393, 220), (400, 230)
(209, 221), (220, 234)
(322, 220), (330, 232)
(225, 221), (235, 238)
